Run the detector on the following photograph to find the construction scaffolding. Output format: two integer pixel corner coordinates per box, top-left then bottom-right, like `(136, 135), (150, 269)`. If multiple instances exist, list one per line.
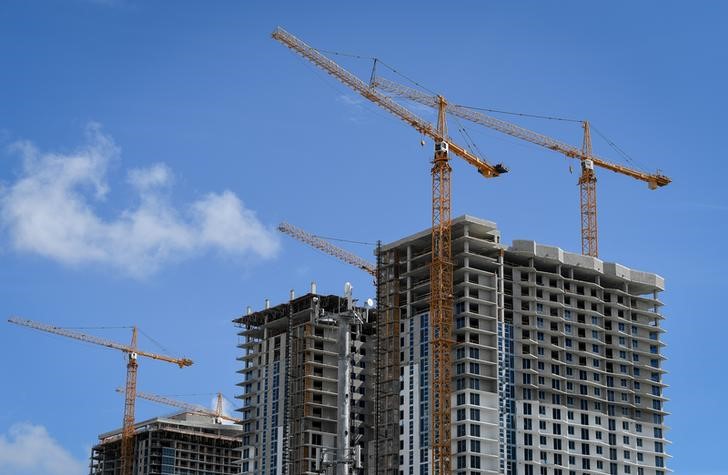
(373, 244), (401, 474)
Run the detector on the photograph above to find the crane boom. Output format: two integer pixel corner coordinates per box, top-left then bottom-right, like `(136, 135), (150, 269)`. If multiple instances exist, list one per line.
(271, 27), (507, 179)
(372, 76), (671, 188)
(278, 222), (376, 277)
(118, 388), (241, 423)
(8, 317), (193, 367)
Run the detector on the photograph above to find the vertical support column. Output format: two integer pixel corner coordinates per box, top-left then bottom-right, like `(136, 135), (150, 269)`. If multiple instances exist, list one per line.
(121, 327), (138, 475)
(374, 242), (382, 475)
(336, 284), (355, 475)
(497, 250), (515, 475)
(282, 291), (294, 475)
(375, 245), (400, 474)
(579, 121), (598, 257)
(430, 95), (452, 475)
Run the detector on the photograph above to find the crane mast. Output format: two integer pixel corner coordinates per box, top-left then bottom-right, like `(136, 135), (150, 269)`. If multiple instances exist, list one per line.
(8, 317), (192, 475)
(579, 121), (598, 256)
(372, 75), (671, 257)
(430, 96), (454, 474)
(122, 327), (138, 475)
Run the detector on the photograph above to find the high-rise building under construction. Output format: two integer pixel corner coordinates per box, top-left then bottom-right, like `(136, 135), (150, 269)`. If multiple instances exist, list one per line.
(90, 412), (241, 475)
(238, 215), (669, 475)
(235, 291), (374, 475)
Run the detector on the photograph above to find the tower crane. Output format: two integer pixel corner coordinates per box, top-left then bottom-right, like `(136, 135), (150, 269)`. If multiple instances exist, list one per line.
(371, 75), (671, 257)
(278, 221), (376, 277)
(8, 317), (192, 475)
(272, 27), (509, 473)
(116, 388), (241, 423)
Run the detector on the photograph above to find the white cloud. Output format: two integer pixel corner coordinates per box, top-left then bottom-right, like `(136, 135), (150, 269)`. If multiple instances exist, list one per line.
(0, 422), (86, 475)
(0, 124), (279, 277)
(127, 163), (172, 191)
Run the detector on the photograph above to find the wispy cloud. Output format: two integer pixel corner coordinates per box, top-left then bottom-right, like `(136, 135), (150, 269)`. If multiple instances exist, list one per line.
(0, 123), (279, 277)
(337, 94), (365, 107)
(0, 422), (85, 475)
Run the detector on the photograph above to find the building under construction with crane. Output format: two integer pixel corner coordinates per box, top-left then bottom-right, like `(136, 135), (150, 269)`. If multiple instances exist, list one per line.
(3, 23), (673, 475)
(256, 27), (671, 475)
(257, 216), (669, 475)
(90, 412), (241, 475)
(235, 289), (374, 475)
(377, 215), (668, 475)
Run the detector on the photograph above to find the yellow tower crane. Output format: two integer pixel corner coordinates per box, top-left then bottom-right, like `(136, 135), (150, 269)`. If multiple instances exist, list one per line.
(272, 27), (509, 474)
(371, 76), (671, 257)
(116, 388), (241, 423)
(8, 317), (193, 475)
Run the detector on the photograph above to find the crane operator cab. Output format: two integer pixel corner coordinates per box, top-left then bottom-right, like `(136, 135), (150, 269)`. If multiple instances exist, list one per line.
(434, 141), (449, 156)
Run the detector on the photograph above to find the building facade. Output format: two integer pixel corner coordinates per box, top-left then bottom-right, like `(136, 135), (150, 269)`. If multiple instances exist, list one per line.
(234, 291), (374, 475)
(376, 215), (669, 475)
(237, 215), (669, 475)
(90, 412), (241, 475)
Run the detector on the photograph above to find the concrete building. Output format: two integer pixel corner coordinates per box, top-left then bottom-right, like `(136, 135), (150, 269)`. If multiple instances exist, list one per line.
(236, 215), (669, 475)
(234, 291), (374, 475)
(375, 215), (669, 475)
(89, 412), (241, 475)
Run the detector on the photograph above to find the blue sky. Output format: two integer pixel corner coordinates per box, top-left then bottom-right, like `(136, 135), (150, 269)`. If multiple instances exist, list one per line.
(0, 1), (725, 473)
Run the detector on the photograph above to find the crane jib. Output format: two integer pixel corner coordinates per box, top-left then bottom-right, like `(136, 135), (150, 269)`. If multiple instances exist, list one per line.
(272, 27), (505, 179)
